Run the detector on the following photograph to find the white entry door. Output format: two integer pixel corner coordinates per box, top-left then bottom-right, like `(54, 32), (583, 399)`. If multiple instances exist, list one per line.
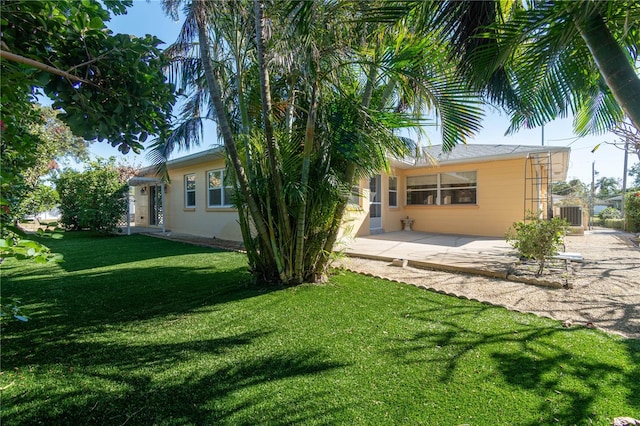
(369, 175), (382, 231)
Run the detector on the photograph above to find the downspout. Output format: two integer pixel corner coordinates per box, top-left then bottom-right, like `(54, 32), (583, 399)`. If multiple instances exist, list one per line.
(535, 156), (542, 218)
(621, 138), (628, 228)
(161, 182), (166, 234)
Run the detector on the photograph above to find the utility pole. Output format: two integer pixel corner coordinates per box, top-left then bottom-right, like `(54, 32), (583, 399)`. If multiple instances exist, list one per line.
(590, 161), (595, 230)
(622, 138), (629, 229)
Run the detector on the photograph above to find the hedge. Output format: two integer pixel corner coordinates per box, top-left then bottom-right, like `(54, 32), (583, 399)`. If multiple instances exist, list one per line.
(604, 218), (625, 230)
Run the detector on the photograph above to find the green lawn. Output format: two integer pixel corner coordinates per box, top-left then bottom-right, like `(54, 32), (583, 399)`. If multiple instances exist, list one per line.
(2, 233), (638, 425)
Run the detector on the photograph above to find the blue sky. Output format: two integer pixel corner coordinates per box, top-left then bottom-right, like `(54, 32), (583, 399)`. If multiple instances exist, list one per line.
(91, 0), (637, 185)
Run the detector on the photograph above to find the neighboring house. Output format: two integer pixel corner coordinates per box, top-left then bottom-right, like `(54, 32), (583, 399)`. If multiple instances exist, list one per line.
(605, 195), (623, 211)
(592, 195), (622, 216)
(129, 144), (570, 240)
(35, 207), (61, 222)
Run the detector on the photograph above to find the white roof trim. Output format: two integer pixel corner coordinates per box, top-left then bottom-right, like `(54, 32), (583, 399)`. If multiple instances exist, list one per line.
(128, 177), (163, 186)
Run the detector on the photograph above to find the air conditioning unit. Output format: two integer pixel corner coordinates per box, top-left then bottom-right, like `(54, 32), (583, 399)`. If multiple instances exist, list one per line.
(560, 206), (582, 227)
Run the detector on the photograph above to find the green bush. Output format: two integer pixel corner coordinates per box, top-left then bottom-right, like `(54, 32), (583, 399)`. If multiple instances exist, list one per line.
(626, 191), (640, 233)
(16, 184), (59, 220)
(598, 206), (621, 220)
(603, 218), (625, 229)
(506, 214), (569, 276)
(56, 160), (128, 234)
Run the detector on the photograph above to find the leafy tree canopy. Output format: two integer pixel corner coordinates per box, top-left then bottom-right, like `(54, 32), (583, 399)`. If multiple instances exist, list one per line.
(595, 176), (621, 198)
(16, 184), (59, 222)
(159, 0), (486, 284)
(1, 0), (176, 153)
(438, 0), (640, 135)
(23, 107), (92, 185)
(629, 163), (640, 188)
(1, 0), (175, 264)
(56, 158), (130, 234)
(552, 179), (588, 197)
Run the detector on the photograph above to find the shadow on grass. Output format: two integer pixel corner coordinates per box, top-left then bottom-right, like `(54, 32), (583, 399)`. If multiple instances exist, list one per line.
(3, 333), (347, 425)
(385, 296), (640, 424)
(2, 262), (275, 367)
(13, 232), (229, 273)
(2, 233), (348, 424)
(492, 345), (639, 425)
(2, 231), (262, 329)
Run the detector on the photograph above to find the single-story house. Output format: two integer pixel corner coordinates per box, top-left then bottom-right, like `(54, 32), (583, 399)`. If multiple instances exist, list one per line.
(601, 195), (623, 211)
(128, 144), (570, 240)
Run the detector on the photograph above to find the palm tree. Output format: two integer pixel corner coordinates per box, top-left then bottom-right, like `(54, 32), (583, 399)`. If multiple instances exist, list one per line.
(440, 0), (640, 134)
(158, 0), (485, 284)
(595, 176), (621, 197)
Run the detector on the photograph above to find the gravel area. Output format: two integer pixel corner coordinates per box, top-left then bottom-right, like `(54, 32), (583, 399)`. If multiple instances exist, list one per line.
(339, 230), (640, 340)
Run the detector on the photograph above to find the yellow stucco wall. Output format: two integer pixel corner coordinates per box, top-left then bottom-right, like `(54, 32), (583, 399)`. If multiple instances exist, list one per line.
(401, 159), (525, 237)
(335, 193), (368, 248)
(348, 158), (529, 238)
(134, 155), (536, 240)
(163, 160), (244, 241)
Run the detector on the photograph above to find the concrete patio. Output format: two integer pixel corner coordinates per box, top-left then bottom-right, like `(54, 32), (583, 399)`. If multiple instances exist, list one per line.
(341, 231), (517, 279)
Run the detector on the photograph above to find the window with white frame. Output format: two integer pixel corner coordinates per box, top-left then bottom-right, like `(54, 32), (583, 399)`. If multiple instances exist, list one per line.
(207, 169), (234, 207)
(388, 176), (398, 207)
(184, 174), (196, 208)
(406, 174), (437, 205)
(406, 171), (476, 205)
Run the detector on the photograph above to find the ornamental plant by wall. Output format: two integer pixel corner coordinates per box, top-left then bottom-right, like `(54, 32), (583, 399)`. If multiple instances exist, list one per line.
(506, 213), (569, 276)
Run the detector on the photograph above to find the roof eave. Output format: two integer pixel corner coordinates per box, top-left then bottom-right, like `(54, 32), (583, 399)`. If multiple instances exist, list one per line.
(392, 147), (570, 180)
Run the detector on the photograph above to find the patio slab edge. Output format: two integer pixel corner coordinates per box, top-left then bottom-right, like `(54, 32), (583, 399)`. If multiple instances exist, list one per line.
(343, 253), (566, 289)
(344, 253), (508, 280)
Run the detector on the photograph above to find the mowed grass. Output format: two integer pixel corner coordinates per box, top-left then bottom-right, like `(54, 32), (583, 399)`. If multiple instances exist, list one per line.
(1, 233), (638, 425)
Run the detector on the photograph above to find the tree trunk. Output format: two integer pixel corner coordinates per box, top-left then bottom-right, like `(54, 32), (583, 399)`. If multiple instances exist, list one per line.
(315, 162), (357, 273)
(293, 80), (319, 282)
(253, 0), (292, 274)
(575, 10), (640, 130)
(235, 43), (254, 182)
(193, 0), (279, 275)
(0, 49), (90, 85)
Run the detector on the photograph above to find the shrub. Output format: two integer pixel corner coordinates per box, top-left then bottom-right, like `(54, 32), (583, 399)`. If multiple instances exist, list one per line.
(56, 160), (128, 234)
(598, 206), (621, 220)
(626, 191), (640, 233)
(16, 184), (59, 221)
(506, 214), (569, 276)
(603, 218), (624, 229)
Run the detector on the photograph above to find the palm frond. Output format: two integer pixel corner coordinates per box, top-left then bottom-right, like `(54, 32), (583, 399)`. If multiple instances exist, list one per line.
(574, 85), (625, 136)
